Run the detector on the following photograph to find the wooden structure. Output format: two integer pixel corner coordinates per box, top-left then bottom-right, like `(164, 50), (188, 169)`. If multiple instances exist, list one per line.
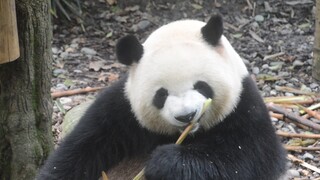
(314, 0), (320, 80)
(0, 0), (20, 64)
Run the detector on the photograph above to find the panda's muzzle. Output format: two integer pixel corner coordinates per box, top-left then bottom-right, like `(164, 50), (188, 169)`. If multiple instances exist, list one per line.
(174, 111), (197, 123)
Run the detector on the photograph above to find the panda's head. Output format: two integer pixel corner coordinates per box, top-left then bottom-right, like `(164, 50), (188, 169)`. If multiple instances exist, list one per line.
(116, 14), (248, 135)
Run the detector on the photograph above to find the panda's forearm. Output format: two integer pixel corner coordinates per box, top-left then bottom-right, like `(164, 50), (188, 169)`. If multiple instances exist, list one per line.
(37, 128), (124, 179)
(144, 143), (257, 180)
(144, 144), (222, 180)
(38, 115), (149, 179)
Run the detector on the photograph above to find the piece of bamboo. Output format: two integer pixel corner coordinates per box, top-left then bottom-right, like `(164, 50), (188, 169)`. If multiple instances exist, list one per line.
(0, 0), (20, 64)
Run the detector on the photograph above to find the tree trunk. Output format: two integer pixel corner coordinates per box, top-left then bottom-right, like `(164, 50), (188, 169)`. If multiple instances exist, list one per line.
(0, 0), (53, 179)
(313, 0), (320, 80)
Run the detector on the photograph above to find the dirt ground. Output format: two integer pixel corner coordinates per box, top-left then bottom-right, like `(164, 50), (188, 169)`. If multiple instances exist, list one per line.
(51, 0), (319, 179)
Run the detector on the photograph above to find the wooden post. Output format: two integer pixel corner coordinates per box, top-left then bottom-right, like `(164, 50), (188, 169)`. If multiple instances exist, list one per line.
(313, 0), (320, 80)
(0, 0), (20, 64)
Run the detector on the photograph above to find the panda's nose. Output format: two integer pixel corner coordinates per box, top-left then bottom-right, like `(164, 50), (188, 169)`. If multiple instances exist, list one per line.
(175, 111), (197, 123)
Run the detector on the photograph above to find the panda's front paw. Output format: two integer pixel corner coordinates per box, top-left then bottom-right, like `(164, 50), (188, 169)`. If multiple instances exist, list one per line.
(144, 144), (183, 180)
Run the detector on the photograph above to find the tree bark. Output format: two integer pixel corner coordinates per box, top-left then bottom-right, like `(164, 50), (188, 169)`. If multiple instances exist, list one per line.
(0, 0), (53, 179)
(313, 0), (320, 80)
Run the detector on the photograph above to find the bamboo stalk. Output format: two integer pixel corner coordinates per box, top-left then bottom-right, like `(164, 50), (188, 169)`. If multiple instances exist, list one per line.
(273, 104), (298, 109)
(285, 145), (320, 151)
(288, 154), (320, 173)
(277, 131), (320, 139)
(296, 104), (320, 120)
(0, 0), (20, 64)
(275, 86), (317, 95)
(51, 87), (104, 99)
(299, 103), (320, 115)
(270, 112), (311, 130)
(175, 123), (197, 145)
(101, 171), (109, 180)
(263, 52), (285, 61)
(302, 114), (310, 119)
(267, 104), (320, 130)
(264, 96), (320, 105)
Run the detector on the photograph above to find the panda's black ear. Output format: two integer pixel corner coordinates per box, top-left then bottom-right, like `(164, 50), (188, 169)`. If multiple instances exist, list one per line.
(116, 35), (143, 65)
(201, 13), (223, 46)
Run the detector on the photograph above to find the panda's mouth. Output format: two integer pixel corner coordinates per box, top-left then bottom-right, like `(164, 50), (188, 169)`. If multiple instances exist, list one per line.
(164, 98), (212, 133)
(175, 99), (212, 133)
(176, 111), (207, 133)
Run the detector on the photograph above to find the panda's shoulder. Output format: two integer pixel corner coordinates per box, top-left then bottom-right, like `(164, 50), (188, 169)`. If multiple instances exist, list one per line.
(82, 75), (133, 121)
(94, 75), (128, 104)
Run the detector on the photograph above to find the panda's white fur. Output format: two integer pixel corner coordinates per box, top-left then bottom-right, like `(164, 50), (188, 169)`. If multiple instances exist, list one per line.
(126, 20), (248, 134)
(38, 15), (287, 180)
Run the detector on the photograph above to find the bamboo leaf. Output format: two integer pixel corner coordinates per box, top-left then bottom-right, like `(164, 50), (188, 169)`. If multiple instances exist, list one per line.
(55, 99), (66, 114)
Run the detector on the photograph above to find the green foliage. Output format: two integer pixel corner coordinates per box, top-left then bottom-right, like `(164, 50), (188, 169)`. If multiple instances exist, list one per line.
(51, 0), (82, 21)
(110, 5), (120, 13)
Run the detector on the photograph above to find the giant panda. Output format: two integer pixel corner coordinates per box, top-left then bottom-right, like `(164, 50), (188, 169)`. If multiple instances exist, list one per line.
(38, 14), (287, 180)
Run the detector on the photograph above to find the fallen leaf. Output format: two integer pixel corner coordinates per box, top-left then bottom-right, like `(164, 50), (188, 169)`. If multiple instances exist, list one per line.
(55, 100), (66, 114)
(98, 73), (108, 82)
(81, 47), (97, 56)
(108, 73), (119, 82)
(191, 3), (203, 9)
(287, 138), (303, 146)
(249, 30), (265, 43)
(232, 33), (243, 38)
(301, 139), (316, 146)
(55, 60), (65, 69)
(299, 23), (311, 29)
(125, 5), (139, 12)
(106, 31), (113, 38)
(64, 79), (75, 87)
(106, 0), (117, 5)
(256, 74), (281, 81)
(89, 61), (105, 71)
(214, 1), (221, 7)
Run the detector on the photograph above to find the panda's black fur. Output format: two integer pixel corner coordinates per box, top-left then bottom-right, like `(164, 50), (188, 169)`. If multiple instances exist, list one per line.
(38, 15), (287, 180)
(38, 76), (175, 179)
(144, 75), (287, 180)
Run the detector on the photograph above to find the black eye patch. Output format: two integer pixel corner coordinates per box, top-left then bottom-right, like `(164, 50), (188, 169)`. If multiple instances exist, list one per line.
(153, 88), (168, 109)
(194, 81), (214, 99)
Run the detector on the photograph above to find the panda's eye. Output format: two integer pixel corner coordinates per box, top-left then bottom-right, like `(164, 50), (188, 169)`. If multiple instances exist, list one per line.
(194, 81), (214, 99)
(153, 88), (168, 109)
